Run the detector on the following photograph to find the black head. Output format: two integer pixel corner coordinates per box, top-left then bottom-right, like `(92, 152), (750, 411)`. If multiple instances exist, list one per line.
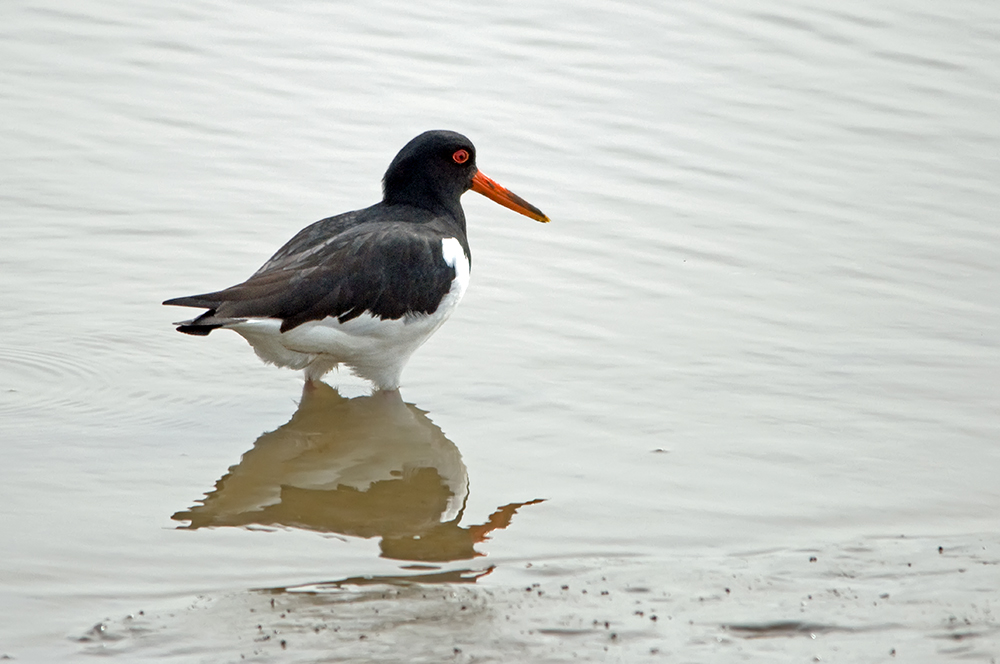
(382, 130), (478, 217)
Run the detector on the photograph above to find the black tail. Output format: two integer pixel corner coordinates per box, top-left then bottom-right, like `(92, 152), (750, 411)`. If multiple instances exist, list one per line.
(176, 323), (220, 336)
(167, 306), (228, 336)
(165, 294), (245, 335)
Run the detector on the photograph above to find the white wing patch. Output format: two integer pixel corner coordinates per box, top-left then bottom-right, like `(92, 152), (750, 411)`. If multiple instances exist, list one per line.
(441, 237), (470, 301)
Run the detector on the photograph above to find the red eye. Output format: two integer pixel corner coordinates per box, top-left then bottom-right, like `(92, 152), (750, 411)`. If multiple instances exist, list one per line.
(452, 149), (469, 164)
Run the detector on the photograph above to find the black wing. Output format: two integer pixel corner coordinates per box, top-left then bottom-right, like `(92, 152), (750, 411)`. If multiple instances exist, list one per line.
(164, 212), (461, 335)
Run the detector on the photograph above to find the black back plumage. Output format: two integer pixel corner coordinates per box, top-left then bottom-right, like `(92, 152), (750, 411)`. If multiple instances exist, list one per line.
(164, 131), (478, 335)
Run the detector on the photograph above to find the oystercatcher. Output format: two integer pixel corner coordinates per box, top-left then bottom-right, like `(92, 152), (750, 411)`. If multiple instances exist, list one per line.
(164, 130), (548, 390)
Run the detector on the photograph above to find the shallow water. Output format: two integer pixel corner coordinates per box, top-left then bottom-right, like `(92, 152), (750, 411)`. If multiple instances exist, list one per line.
(2, 0), (999, 661)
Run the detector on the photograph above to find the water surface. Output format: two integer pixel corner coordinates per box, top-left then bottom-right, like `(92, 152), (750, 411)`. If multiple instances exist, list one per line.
(2, 0), (998, 661)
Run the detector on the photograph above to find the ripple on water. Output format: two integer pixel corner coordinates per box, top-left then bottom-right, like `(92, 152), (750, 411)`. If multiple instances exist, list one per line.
(0, 341), (251, 433)
(0, 344), (146, 433)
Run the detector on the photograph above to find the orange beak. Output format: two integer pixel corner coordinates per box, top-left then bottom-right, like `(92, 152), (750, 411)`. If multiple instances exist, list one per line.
(470, 171), (549, 223)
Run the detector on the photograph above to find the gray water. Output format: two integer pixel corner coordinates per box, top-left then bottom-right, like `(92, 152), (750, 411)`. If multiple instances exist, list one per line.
(2, 0), (999, 661)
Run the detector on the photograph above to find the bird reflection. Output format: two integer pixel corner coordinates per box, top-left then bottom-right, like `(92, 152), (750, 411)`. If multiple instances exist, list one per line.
(173, 382), (542, 562)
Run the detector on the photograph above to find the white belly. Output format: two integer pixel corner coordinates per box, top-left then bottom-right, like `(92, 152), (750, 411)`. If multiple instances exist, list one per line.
(228, 238), (470, 390)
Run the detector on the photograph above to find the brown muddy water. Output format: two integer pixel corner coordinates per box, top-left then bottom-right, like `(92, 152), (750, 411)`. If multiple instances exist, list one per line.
(2, 0), (999, 662)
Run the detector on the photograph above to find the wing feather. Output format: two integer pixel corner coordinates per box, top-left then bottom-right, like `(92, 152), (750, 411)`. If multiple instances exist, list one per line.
(164, 212), (459, 335)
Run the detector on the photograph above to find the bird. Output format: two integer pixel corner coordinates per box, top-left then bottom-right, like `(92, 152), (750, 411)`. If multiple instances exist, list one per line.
(163, 130), (548, 391)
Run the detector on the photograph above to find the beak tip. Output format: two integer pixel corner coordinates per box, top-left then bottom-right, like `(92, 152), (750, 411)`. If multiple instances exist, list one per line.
(471, 170), (550, 224)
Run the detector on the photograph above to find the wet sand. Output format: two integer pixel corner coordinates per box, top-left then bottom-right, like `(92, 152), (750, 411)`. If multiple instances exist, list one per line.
(76, 534), (999, 662)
